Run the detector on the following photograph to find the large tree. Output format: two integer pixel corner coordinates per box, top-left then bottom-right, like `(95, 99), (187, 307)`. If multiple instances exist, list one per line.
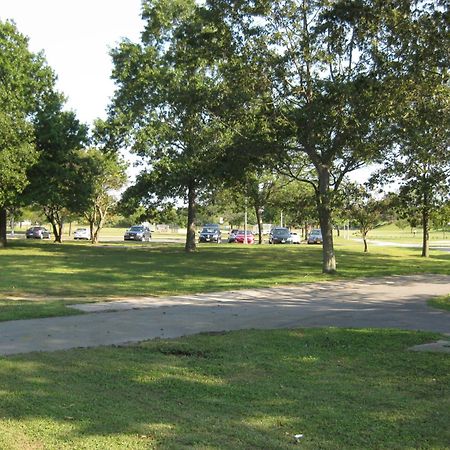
(372, 1), (449, 257)
(110, 0), (230, 252)
(204, 0), (393, 273)
(0, 20), (56, 246)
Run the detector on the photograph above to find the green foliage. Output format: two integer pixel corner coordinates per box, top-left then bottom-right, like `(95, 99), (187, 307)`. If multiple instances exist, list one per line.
(110, 0), (233, 251)
(370, 1), (450, 257)
(23, 98), (89, 242)
(345, 184), (387, 252)
(79, 148), (127, 242)
(0, 20), (56, 207)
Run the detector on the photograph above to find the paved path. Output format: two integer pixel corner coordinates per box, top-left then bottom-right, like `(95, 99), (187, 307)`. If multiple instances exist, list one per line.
(1, 274), (449, 356)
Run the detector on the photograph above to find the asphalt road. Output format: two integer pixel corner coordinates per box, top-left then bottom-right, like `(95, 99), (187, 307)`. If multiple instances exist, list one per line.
(1, 274), (449, 356)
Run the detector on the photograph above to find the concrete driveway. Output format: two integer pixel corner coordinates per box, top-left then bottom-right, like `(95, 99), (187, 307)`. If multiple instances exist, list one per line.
(0, 274), (449, 356)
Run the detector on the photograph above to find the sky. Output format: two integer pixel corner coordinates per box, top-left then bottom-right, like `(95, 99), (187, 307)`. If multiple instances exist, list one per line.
(0, 0), (145, 125)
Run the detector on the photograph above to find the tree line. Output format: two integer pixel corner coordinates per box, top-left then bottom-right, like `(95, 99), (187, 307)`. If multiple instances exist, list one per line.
(1, 1), (449, 274)
(0, 20), (127, 245)
(108, 0), (449, 272)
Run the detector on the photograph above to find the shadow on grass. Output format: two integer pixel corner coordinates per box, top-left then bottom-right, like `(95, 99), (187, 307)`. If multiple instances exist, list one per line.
(0, 328), (448, 449)
(0, 240), (449, 299)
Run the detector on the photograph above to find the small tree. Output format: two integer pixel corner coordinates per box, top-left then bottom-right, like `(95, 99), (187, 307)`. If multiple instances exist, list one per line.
(80, 149), (127, 244)
(347, 186), (385, 252)
(24, 102), (89, 243)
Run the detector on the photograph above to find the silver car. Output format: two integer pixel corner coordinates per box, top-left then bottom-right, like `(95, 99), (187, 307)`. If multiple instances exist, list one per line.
(26, 226), (51, 239)
(124, 225), (151, 242)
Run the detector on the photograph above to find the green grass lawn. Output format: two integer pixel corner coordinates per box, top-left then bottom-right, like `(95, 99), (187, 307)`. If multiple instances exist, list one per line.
(428, 294), (450, 312)
(0, 239), (449, 321)
(0, 328), (448, 449)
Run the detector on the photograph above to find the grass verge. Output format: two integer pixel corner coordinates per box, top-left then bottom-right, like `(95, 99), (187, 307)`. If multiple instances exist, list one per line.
(0, 328), (448, 449)
(0, 299), (85, 322)
(428, 294), (450, 312)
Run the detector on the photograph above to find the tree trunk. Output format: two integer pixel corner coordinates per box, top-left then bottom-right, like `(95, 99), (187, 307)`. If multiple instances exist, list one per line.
(316, 165), (336, 273)
(49, 218), (63, 243)
(0, 207), (7, 248)
(57, 221), (64, 243)
(421, 208), (430, 257)
(185, 183), (197, 252)
(255, 204), (263, 244)
(363, 232), (368, 253)
(89, 220), (95, 244)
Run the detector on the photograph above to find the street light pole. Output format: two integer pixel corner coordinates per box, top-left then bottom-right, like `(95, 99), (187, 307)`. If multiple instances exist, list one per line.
(244, 198), (248, 244)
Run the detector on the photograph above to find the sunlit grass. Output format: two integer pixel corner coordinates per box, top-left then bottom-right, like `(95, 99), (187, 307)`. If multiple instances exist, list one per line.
(428, 294), (450, 312)
(0, 328), (448, 449)
(0, 239), (448, 301)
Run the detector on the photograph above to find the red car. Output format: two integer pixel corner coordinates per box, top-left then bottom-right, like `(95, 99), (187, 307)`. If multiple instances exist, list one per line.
(234, 230), (254, 244)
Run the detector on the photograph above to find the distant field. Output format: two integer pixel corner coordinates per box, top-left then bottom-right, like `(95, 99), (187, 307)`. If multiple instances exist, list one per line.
(350, 223), (449, 243)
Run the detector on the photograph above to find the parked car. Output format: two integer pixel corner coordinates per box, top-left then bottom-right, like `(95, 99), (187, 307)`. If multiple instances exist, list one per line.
(227, 229), (239, 243)
(269, 227), (291, 244)
(307, 229), (323, 244)
(289, 232), (301, 244)
(199, 224), (222, 243)
(26, 226), (51, 239)
(73, 228), (90, 240)
(234, 230), (254, 244)
(124, 225), (151, 242)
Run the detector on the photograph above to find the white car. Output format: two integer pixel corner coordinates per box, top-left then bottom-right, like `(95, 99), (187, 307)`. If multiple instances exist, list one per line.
(73, 228), (91, 240)
(289, 232), (301, 244)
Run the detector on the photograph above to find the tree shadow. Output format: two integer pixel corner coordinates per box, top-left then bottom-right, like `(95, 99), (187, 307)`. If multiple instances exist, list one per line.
(0, 328), (448, 449)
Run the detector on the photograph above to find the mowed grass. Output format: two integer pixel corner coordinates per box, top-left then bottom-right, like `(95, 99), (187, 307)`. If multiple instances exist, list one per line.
(428, 294), (450, 312)
(1, 239), (449, 301)
(0, 328), (448, 449)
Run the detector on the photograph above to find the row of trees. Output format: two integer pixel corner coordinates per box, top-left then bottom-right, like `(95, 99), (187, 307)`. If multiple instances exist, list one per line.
(106, 0), (449, 272)
(0, 20), (127, 245)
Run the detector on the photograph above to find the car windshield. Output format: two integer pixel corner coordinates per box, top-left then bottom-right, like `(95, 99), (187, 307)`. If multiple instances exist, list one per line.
(202, 228), (217, 233)
(238, 230), (252, 235)
(273, 228), (290, 237)
(130, 226), (144, 231)
(76, 229), (87, 232)
(310, 230), (321, 235)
